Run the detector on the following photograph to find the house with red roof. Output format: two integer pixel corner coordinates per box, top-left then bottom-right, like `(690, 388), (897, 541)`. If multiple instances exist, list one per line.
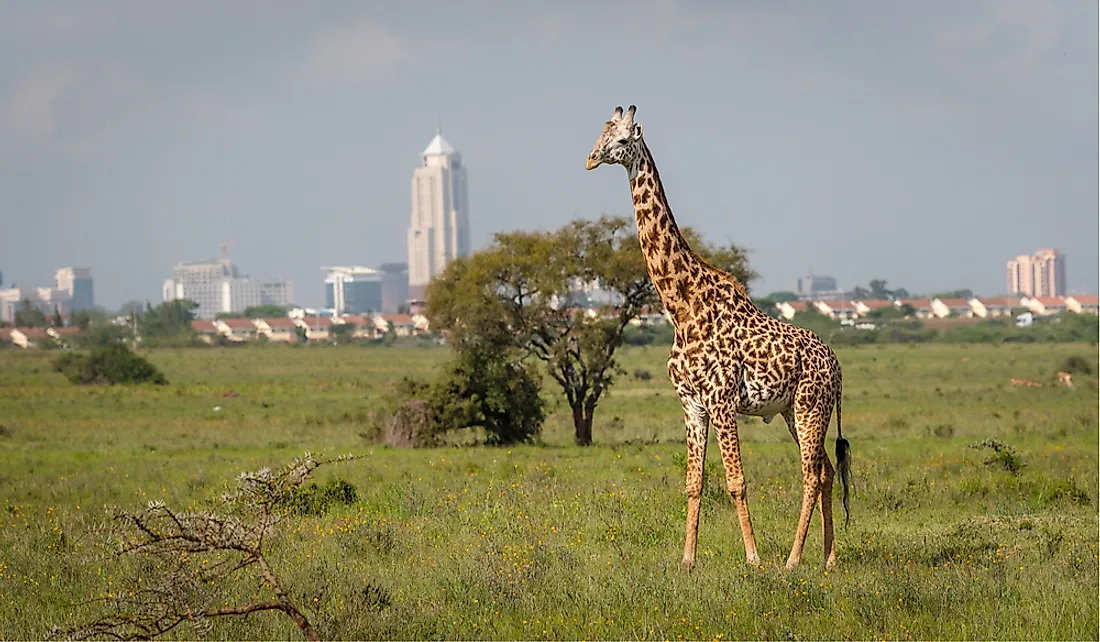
(255, 317), (298, 342)
(969, 297), (1024, 318)
(931, 298), (974, 318)
(813, 299), (859, 320)
(775, 300), (810, 320)
(214, 318), (258, 342)
(1023, 296), (1068, 316)
(1065, 295), (1099, 315)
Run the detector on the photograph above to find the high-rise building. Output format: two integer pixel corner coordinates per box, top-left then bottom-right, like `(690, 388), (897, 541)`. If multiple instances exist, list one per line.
(407, 127), (470, 300)
(796, 274), (838, 299)
(323, 266), (383, 315)
(1007, 248), (1066, 297)
(163, 247), (293, 318)
(55, 267), (94, 311)
(378, 262), (410, 313)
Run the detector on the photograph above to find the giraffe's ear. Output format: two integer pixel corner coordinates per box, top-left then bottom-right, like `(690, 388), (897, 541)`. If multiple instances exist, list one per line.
(632, 124), (643, 140)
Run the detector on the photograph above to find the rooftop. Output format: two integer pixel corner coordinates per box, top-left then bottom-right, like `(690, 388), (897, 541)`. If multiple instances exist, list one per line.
(422, 131), (456, 156)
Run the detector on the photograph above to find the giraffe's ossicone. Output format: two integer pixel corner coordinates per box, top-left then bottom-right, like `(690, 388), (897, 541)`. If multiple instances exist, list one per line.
(587, 104), (852, 570)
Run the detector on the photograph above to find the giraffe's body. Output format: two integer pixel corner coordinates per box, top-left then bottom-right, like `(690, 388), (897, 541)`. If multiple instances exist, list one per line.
(587, 105), (852, 569)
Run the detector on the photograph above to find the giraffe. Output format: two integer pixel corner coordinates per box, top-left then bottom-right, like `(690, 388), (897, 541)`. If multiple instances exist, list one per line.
(585, 105), (852, 570)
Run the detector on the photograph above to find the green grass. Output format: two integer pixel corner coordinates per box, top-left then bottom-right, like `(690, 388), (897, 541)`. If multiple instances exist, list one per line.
(1, 342), (1097, 640)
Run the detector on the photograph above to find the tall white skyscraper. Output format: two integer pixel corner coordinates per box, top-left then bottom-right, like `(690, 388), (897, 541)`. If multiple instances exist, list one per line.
(407, 128), (470, 300)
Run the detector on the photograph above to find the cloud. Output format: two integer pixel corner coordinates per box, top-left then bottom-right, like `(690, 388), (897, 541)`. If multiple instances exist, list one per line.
(295, 13), (409, 89)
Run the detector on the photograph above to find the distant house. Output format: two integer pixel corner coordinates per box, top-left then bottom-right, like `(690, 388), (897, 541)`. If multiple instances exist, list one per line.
(969, 297), (1022, 318)
(47, 326), (81, 346)
(854, 300), (894, 317)
(8, 327), (48, 348)
(295, 315), (336, 341)
(338, 315), (378, 339)
(893, 299), (934, 319)
(931, 298), (974, 319)
(191, 319), (219, 343)
(378, 313), (416, 337)
(215, 318), (258, 342)
(813, 300), (859, 320)
(1065, 295), (1099, 315)
(1023, 296), (1067, 316)
(255, 317), (298, 342)
(775, 300), (810, 320)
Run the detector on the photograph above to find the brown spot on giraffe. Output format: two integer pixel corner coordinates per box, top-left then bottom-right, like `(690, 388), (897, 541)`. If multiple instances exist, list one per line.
(585, 104), (852, 571)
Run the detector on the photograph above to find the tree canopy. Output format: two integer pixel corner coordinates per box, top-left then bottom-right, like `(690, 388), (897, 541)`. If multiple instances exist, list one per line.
(426, 215), (756, 445)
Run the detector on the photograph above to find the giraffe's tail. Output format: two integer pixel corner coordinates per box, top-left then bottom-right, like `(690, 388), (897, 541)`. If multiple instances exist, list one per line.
(834, 380), (851, 529)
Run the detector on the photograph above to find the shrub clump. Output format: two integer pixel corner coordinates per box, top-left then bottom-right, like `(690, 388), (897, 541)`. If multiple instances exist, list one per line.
(52, 344), (168, 385)
(390, 341), (546, 446)
(289, 478), (359, 516)
(1060, 355), (1093, 376)
(968, 438), (1026, 474)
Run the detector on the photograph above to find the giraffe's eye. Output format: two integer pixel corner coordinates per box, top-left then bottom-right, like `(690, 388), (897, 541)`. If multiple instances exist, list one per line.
(615, 138), (628, 145)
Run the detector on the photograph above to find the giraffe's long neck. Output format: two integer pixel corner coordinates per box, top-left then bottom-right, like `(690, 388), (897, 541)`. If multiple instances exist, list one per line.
(627, 140), (703, 322)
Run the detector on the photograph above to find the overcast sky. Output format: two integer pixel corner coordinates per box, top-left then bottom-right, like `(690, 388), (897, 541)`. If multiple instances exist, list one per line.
(1, 1), (1096, 309)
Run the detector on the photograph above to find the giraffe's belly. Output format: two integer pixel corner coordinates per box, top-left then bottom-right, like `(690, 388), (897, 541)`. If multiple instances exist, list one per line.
(737, 371), (792, 419)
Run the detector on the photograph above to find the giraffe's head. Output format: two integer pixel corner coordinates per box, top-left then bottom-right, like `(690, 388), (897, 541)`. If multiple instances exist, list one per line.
(585, 104), (643, 171)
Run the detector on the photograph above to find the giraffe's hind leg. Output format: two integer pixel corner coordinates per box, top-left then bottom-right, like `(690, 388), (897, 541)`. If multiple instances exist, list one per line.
(784, 387), (836, 569)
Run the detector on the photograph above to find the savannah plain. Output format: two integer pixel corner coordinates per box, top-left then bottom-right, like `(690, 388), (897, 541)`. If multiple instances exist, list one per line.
(1, 342), (1097, 640)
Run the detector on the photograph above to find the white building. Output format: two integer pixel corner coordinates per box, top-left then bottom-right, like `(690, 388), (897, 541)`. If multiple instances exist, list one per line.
(323, 266), (383, 315)
(407, 128), (470, 300)
(163, 249), (293, 319)
(0, 286), (71, 323)
(55, 267), (94, 311)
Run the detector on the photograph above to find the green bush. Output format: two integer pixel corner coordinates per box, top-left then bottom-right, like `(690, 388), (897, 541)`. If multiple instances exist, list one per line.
(1060, 354), (1093, 375)
(289, 478), (359, 516)
(395, 342), (546, 446)
(52, 344), (168, 385)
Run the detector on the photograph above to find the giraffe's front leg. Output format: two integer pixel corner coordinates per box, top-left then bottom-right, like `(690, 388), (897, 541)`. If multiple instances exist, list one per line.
(712, 410), (760, 566)
(680, 401), (709, 570)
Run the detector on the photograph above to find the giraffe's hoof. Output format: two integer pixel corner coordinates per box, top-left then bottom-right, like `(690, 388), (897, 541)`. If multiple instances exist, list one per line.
(783, 559), (800, 571)
(745, 554), (761, 567)
(680, 558), (696, 571)
(825, 557), (837, 570)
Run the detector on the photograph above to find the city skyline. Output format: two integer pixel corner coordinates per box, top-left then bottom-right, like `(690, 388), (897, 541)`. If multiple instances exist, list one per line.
(0, 2), (1096, 308)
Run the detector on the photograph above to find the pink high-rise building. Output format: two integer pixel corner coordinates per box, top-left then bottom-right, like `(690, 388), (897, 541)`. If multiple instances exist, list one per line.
(1007, 248), (1066, 297)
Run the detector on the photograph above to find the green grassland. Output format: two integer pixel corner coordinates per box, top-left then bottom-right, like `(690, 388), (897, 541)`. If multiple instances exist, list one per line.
(1, 343), (1097, 640)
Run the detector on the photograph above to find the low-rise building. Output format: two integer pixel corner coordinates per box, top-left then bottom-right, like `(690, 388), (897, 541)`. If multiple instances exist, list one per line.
(1065, 295), (1099, 315)
(893, 299), (935, 319)
(255, 317), (299, 342)
(931, 298), (974, 318)
(968, 297), (1022, 318)
(1023, 296), (1067, 316)
(854, 300), (894, 317)
(775, 300), (810, 320)
(813, 300), (859, 320)
(215, 318), (259, 342)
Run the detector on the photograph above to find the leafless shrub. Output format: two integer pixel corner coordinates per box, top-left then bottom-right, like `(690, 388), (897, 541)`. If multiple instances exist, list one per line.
(385, 399), (438, 448)
(52, 452), (363, 641)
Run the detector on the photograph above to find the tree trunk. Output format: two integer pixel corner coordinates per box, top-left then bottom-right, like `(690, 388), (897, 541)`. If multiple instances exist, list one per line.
(572, 404), (593, 446)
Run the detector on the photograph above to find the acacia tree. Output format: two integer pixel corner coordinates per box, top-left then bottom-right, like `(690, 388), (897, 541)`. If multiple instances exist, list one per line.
(426, 215), (755, 446)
